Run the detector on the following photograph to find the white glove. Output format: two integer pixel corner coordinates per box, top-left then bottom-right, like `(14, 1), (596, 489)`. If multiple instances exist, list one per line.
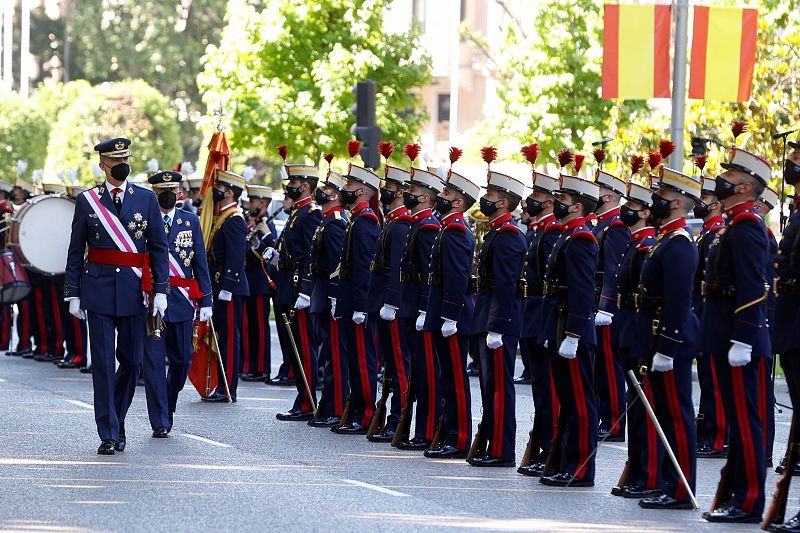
(651, 352), (674, 372)
(329, 297), (337, 317)
(728, 341), (752, 367)
(254, 221), (270, 235)
(352, 311), (366, 324)
(199, 306), (213, 322)
(379, 304), (397, 321)
(218, 290), (232, 302)
(153, 293), (168, 317)
(68, 298), (86, 320)
(543, 340), (549, 348)
(441, 318), (457, 337)
(262, 247), (279, 265)
(415, 311), (427, 331)
(558, 335), (579, 359)
(594, 310), (613, 327)
(486, 331), (503, 349)
(294, 293), (310, 310)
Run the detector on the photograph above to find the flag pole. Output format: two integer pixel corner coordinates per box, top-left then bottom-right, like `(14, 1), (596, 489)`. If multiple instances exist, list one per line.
(669, 0), (689, 168)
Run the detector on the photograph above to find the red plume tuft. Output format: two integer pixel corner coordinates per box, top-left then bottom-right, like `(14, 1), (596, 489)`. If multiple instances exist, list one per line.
(593, 148), (606, 165)
(520, 143), (539, 166)
(347, 140), (361, 159)
(403, 143), (421, 165)
(378, 141), (394, 161)
(658, 140), (676, 160)
(557, 148), (574, 169)
(323, 152), (334, 165)
(480, 146), (498, 166)
(647, 151), (663, 171)
(573, 154), (585, 173)
(731, 120), (749, 141)
(630, 155), (644, 176)
(276, 145), (288, 161)
(694, 155), (707, 171)
(449, 147), (463, 166)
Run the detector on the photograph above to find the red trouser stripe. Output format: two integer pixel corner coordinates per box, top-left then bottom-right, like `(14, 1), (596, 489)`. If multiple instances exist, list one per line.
(664, 371), (691, 500)
(241, 306), (250, 373)
(73, 316), (85, 363)
(329, 316), (343, 414)
(450, 335), (468, 450)
(732, 365), (760, 512)
(296, 309), (312, 412)
(569, 356), (590, 478)
(355, 323), (374, 425)
(643, 375), (659, 488)
(602, 326), (620, 433)
(225, 302), (234, 386)
(49, 283), (64, 356)
(758, 358), (768, 450)
(491, 345), (505, 458)
(389, 320), (408, 405)
(709, 352), (727, 450)
(423, 331), (436, 439)
(256, 295), (266, 374)
(34, 286), (48, 354)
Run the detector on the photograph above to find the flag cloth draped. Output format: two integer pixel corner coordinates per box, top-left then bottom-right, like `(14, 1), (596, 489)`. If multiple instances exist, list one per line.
(689, 6), (758, 102)
(602, 3), (671, 100)
(199, 131), (230, 249)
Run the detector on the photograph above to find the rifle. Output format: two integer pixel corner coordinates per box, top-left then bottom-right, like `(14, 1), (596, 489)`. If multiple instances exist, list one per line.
(517, 427), (538, 472)
(710, 461), (733, 511)
(467, 355), (488, 460)
(763, 410), (800, 529)
(337, 395), (352, 428)
(613, 461), (632, 495)
(430, 413), (446, 450)
(367, 373), (392, 439)
(542, 412), (566, 477)
(391, 368), (416, 447)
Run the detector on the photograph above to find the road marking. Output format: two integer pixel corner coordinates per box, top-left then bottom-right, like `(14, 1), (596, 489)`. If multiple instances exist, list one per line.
(67, 500), (126, 505)
(341, 479), (410, 497)
(428, 475), (498, 481)
(0, 378), (6, 382)
(65, 399), (93, 410)
(342, 453), (417, 459)
(180, 433), (232, 448)
(0, 459), (121, 466)
(236, 397), (283, 402)
(43, 484), (105, 489)
(601, 443), (627, 452)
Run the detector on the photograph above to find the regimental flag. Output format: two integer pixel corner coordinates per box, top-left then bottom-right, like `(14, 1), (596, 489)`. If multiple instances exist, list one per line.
(602, 3), (671, 100)
(689, 6), (758, 102)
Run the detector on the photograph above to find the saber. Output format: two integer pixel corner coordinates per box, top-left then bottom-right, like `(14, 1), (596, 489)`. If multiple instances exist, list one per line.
(208, 318), (233, 404)
(282, 312), (317, 413)
(627, 369), (700, 510)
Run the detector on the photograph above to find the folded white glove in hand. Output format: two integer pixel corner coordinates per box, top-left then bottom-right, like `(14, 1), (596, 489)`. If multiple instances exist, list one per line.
(415, 311), (426, 332)
(594, 310), (613, 327)
(441, 318), (457, 337)
(294, 293), (310, 310)
(558, 336), (579, 359)
(352, 311), (366, 325)
(728, 341), (752, 367)
(329, 297), (337, 317)
(199, 306), (213, 322)
(68, 298), (86, 320)
(379, 304), (397, 321)
(218, 290), (232, 302)
(651, 352), (674, 372)
(486, 331), (503, 349)
(153, 293), (168, 316)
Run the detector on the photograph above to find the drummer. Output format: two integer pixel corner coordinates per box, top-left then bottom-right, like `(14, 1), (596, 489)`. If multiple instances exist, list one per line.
(8, 182), (35, 358)
(0, 182), (13, 353)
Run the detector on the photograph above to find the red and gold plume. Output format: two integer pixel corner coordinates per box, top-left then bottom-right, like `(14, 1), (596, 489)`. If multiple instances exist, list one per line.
(323, 152), (334, 165)
(658, 140), (676, 161)
(520, 143), (539, 167)
(593, 148), (606, 166)
(573, 153), (585, 174)
(480, 146), (498, 167)
(731, 120), (748, 142)
(449, 147), (463, 167)
(403, 143), (421, 166)
(378, 141), (394, 161)
(557, 148), (574, 169)
(630, 155), (644, 176)
(647, 151), (663, 172)
(276, 145), (288, 161)
(694, 155), (707, 172)
(347, 140), (361, 159)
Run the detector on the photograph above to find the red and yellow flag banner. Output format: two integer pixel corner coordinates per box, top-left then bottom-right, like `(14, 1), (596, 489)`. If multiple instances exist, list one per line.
(602, 3), (671, 100)
(689, 6), (757, 102)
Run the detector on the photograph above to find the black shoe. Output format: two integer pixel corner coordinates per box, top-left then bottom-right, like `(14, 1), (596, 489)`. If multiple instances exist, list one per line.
(468, 455), (516, 468)
(152, 427), (169, 438)
(697, 442), (726, 458)
(518, 462), (545, 477)
(398, 437), (432, 450)
(201, 392), (234, 403)
(513, 374), (531, 385)
(276, 410), (313, 421)
(776, 458), (800, 476)
(43, 353), (59, 362)
(367, 429), (396, 443)
(97, 440), (115, 455)
(425, 444), (468, 459)
(79, 365), (93, 374)
(466, 362), (479, 377)
(332, 421), (368, 434)
(308, 416), (341, 428)
(638, 493), (692, 509)
(266, 375), (292, 386)
(115, 423), (126, 452)
(611, 483), (633, 497)
(167, 413), (173, 433)
(622, 486), (662, 499)
(241, 372), (266, 382)
(22, 350), (35, 359)
(597, 427), (625, 442)
(539, 472), (594, 486)
(769, 513), (800, 532)
(703, 505), (761, 523)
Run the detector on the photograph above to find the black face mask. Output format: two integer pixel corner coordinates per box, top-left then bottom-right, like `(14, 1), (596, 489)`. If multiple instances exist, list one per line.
(714, 176), (737, 200)
(693, 200), (710, 220)
(212, 188), (226, 203)
(109, 163), (131, 182)
(435, 196), (453, 216)
(784, 159), (800, 187)
(479, 197), (499, 217)
(650, 193), (674, 220)
(526, 198), (545, 217)
(619, 206), (642, 228)
(553, 199), (572, 221)
(403, 191), (421, 210)
(380, 188), (397, 206)
(285, 185), (303, 200)
(314, 188), (331, 205)
(340, 188), (359, 206)
(158, 191), (177, 210)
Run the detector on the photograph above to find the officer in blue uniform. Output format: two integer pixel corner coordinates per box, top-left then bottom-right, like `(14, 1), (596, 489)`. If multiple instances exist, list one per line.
(636, 167), (700, 510)
(514, 209), (535, 386)
(58, 186), (90, 370)
(274, 163), (322, 420)
(331, 158), (381, 434)
(423, 159), (480, 459)
(305, 168), (349, 428)
(395, 160), (444, 449)
(771, 135), (800, 532)
(517, 168), (562, 477)
(692, 175), (728, 458)
(141, 170), (213, 435)
(611, 179), (663, 498)
(65, 137), (169, 454)
(368, 160), (413, 442)
(469, 164), (527, 467)
(241, 184), (277, 383)
(539, 170), (600, 485)
(702, 148), (772, 523)
(592, 170), (630, 442)
(202, 170), (250, 403)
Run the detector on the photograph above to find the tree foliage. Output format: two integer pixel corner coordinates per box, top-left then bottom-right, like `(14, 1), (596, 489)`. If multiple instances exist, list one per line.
(0, 92), (49, 183)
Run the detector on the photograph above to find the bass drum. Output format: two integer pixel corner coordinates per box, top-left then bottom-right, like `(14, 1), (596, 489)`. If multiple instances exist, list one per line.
(0, 248), (30, 303)
(8, 195), (76, 275)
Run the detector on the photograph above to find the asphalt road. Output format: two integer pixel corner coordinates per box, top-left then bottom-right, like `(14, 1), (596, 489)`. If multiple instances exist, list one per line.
(0, 327), (795, 533)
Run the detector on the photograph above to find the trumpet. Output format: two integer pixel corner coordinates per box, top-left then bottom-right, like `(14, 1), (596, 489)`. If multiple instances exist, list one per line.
(246, 208), (281, 243)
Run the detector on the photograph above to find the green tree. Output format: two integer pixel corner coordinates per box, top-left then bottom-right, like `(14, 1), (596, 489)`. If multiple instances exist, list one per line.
(198, 0), (432, 166)
(45, 80), (182, 184)
(0, 92), (49, 183)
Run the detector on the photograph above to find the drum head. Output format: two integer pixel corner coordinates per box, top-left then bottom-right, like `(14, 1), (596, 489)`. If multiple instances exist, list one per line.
(16, 196), (76, 275)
